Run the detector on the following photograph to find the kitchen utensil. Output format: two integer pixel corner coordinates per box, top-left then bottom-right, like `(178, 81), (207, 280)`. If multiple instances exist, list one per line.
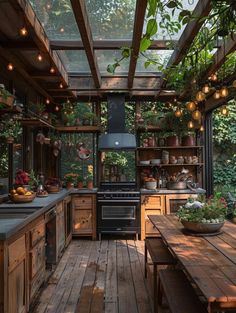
(166, 181), (187, 190)
(150, 159), (161, 165)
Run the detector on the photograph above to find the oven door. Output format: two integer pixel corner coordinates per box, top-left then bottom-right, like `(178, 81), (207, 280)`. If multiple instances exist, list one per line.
(97, 200), (140, 235)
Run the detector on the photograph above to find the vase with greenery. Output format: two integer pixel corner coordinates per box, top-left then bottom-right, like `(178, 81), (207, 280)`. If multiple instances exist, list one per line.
(64, 173), (78, 189)
(82, 111), (97, 126)
(0, 118), (22, 143)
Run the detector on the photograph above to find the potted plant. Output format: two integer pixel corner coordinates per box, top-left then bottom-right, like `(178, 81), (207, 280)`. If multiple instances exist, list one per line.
(75, 175), (84, 189)
(86, 174), (94, 189)
(45, 177), (61, 193)
(176, 194), (227, 234)
(0, 118), (22, 143)
(14, 169), (30, 187)
(82, 111), (97, 126)
(64, 173), (77, 189)
(0, 86), (15, 108)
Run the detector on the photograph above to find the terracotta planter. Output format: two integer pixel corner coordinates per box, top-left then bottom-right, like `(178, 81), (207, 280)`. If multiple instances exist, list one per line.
(66, 182), (73, 189)
(77, 181), (84, 189)
(87, 181), (93, 189)
(166, 135), (179, 147)
(0, 95), (15, 108)
(6, 136), (14, 144)
(182, 135), (195, 146)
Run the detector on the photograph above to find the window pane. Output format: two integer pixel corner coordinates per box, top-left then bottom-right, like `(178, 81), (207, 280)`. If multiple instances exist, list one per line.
(57, 50), (90, 73)
(96, 50), (130, 74)
(85, 0), (136, 40)
(136, 50), (174, 73)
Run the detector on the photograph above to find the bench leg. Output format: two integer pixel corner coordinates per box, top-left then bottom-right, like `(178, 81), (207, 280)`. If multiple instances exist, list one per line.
(154, 264), (158, 313)
(157, 276), (163, 307)
(144, 241), (147, 278)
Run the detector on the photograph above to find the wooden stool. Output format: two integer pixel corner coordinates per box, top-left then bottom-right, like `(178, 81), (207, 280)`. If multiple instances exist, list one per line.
(158, 269), (207, 313)
(144, 238), (176, 313)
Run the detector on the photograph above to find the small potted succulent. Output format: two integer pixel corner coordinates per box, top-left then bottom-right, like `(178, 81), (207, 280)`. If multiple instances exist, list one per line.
(86, 174), (94, 189)
(75, 175), (84, 189)
(64, 173), (77, 189)
(45, 177), (61, 193)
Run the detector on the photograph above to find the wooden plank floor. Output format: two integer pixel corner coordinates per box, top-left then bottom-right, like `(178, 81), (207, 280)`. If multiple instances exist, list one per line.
(31, 239), (169, 313)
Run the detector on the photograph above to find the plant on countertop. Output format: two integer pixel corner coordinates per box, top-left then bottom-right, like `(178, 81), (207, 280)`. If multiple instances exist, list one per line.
(14, 169), (30, 186)
(176, 194), (227, 224)
(28, 169), (40, 191)
(45, 177), (61, 187)
(64, 173), (78, 183)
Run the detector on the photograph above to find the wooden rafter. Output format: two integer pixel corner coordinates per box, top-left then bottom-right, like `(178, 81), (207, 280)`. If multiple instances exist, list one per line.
(8, 0), (68, 87)
(161, 0), (212, 88)
(127, 0), (148, 89)
(70, 0), (101, 88)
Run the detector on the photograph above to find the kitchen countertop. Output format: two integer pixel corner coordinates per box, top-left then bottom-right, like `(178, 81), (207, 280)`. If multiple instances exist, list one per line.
(140, 188), (205, 194)
(0, 188), (97, 240)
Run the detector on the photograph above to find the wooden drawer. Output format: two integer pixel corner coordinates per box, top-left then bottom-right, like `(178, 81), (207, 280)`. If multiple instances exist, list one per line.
(30, 239), (45, 279)
(8, 235), (26, 273)
(56, 201), (63, 214)
(73, 196), (92, 209)
(141, 195), (165, 210)
(73, 209), (92, 234)
(30, 221), (45, 248)
(30, 267), (45, 300)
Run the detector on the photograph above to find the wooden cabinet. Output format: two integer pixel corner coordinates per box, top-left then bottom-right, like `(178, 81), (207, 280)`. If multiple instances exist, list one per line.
(56, 201), (65, 257)
(165, 194), (198, 214)
(8, 235), (27, 313)
(63, 196), (72, 247)
(29, 218), (45, 302)
(72, 194), (96, 240)
(141, 195), (165, 240)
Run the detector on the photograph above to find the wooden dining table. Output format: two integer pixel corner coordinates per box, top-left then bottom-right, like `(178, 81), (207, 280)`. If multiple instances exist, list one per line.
(148, 215), (236, 313)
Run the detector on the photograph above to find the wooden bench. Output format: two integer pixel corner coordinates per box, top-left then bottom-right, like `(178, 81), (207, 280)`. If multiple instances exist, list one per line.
(144, 238), (176, 313)
(158, 269), (208, 313)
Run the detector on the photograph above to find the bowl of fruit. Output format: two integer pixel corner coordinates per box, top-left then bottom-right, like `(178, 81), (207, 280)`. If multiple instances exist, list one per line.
(10, 187), (36, 203)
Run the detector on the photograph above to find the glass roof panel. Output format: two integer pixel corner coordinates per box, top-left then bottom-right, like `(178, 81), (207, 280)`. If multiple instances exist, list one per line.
(57, 51), (90, 73)
(85, 0), (136, 40)
(136, 50), (174, 73)
(144, 0), (197, 41)
(29, 0), (81, 40)
(95, 50), (130, 74)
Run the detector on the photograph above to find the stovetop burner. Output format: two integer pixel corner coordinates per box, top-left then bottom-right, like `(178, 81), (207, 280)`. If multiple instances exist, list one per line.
(98, 182), (140, 199)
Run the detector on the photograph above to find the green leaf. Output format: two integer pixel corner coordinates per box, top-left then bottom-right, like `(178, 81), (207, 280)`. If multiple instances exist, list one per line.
(139, 37), (152, 52)
(167, 1), (177, 9)
(121, 47), (131, 58)
(147, 0), (157, 18)
(146, 19), (158, 37)
(107, 63), (120, 74)
(144, 61), (151, 69)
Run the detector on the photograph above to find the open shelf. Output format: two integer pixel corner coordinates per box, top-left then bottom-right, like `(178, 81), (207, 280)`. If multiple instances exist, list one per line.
(0, 106), (22, 115)
(137, 163), (204, 167)
(20, 118), (54, 128)
(56, 126), (100, 133)
(137, 146), (203, 150)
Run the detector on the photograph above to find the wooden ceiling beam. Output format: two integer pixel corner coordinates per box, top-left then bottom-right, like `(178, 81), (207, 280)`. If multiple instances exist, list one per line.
(50, 39), (177, 50)
(70, 0), (101, 88)
(127, 0), (148, 89)
(0, 41), (38, 50)
(8, 0), (68, 87)
(161, 0), (212, 88)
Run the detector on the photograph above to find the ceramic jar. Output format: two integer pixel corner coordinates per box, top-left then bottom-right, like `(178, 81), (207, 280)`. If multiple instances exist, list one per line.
(192, 156), (199, 164)
(162, 150), (169, 164)
(166, 135), (179, 147)
(148, 136), (156, 147)
(158, 137), (165, 146)
(185, 156), (193, 164)
(177, 156), (184, 164)
(182, 135), (195, 146)
(170, 156), (177, 164)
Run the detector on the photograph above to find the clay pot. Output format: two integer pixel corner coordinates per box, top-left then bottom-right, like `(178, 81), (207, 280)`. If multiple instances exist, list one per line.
(158, 138), (165, 146)
(66, 182), (73, 189)
(166, 135), (179, 147)
(182, 135), (195, 146)
(87, 181), (93, 189)
(77, 181), (83, 189)
(148, 137), (156, 147)
(185, 156), (193, 164)
(6, 136), (14, 144)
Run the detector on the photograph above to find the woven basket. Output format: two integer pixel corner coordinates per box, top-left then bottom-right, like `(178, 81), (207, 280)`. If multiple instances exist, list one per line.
(45, 185), (60, 193)
(11, 193), (36, 203)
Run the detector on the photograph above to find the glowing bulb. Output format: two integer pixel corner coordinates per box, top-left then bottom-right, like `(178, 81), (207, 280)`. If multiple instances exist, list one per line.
(7, 63), (14, 71)
(187, 120), (194, 129)
(220, 105), (229, 116)
(50, 67), (55, 73)
(196, 91), (205, 102)
(60, 27), (64, 33)
(37, 53), (43, 62)
(19, 27), (28, 36)
(213, 90), (221, 100)
(200, 125), (204, 132)
(186, 101), (196, 112)
(191, 78), (197, 85)
(202, 83), (210, 94)
(59, 83), (63, 89)
(220, 86), (229, 98)
(55, 106), (59, 112)
(46, 3), (51, 9)
(233, 80), (236, 88)
(174, 109), (182, 118)
(46, 99), (50, 104)
(192, 110), (202, 120)
(210, 73), (217, 81)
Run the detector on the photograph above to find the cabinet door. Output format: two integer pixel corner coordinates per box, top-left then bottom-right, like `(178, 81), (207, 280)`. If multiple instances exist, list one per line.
(30, 239), (45, 279)
(145, 209), (162, 237)
(73, 209), (92, 234)
(73, 196), (92, 209)
(141, 195), (165, 211)
(57, 202), (65, 255)
(166, 194), (197, 214)
(8, 259), (27, 313)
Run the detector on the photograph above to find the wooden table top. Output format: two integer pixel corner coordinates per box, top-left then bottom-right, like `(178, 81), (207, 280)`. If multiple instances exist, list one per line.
(148, 215), (236, 306)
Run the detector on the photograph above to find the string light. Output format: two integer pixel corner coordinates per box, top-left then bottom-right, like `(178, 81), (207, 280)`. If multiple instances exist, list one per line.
(187, 120), (194, 129)
(174, 109), (182, 118)
(200, 125), (204, 132)
(220, 105), (229, 116)
(46, 3), (51, 9)
(192, 110), (202, 120)
(213, 90), (221, 100)
(196, 91), (205, 102)
(19, 27), (28, 37)
(46, 99), (50, 104)
(37, 53), (43, 62)
(220, 86), (229, 98)
(55, 106), (59, 112)
(59, 83), (63, 89)
(186, 101), (196, 112)
(7, 63), (14, 71)
(233, 80), (236, 88)
(209, 73), (217, 82)
(202, 83), (210, 94)
(60, 27), (65, 33)
(50, 67), (55, 74)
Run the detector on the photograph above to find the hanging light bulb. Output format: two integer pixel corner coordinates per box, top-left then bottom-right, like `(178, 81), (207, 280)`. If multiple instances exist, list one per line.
(174, 108), (182, 118)
(60, 27), (65, 33)
(220, 105), (229, 116)
(187, 120), (194, 129)
(196, 91), (205, 102)
(191, 78), (197, 85)
(209, 73), (217, 81)
(233, 80), (236, 88)
(220, 86), (229, 98)
(19, 27), (28, 37)
(213, 90), (221, 100)
(50, 67), (55, 74)
(192, 110), (202, 120)
(202, 83), (210, 94)
(46, 99), (50, 104)
(37, 52), (43, 62)
(59, 82), (63, 89)
(46, 2), (51, 9)
(55, 105), (59, 112)
(186, 101), (196, 112)
(200, 125), (204, 132)
(7, 63), (14, 71)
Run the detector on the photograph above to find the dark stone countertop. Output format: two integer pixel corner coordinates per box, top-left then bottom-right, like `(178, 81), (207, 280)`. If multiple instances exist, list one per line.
(140, 188), (205, 194)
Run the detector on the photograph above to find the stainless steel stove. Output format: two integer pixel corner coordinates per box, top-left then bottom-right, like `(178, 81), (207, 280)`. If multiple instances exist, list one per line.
(97, 182), (141, 240)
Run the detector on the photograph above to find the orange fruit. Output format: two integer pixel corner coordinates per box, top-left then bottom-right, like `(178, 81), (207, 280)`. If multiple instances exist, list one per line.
(16, 187), (25, 195)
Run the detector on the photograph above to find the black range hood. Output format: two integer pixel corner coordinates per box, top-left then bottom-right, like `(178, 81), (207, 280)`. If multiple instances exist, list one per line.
(98, 94), (136, 150)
